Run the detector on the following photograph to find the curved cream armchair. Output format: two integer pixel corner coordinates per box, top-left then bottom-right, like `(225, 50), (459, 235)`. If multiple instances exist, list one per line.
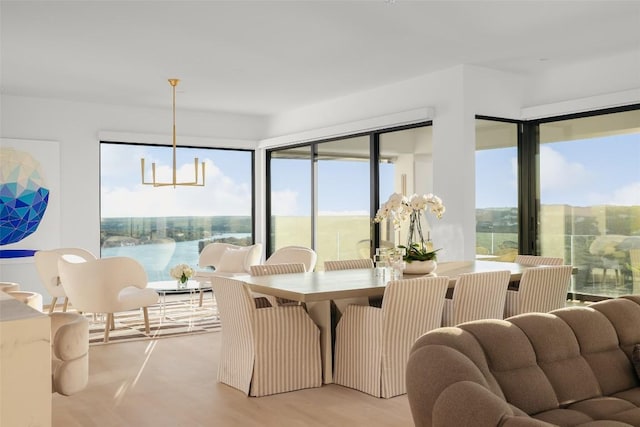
(35, 248), (96, 313)
(198, 242), (262, 275)
(265, 246), (317, 272)
(50, 312), (89, 396)
(57, 256), (159, 343)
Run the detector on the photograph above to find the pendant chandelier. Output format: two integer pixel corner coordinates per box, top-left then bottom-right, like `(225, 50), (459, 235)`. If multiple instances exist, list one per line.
(140, 79), (205, 187)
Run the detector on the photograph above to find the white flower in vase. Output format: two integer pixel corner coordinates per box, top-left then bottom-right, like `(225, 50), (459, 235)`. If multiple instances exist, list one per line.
(374, 192), (445, 263)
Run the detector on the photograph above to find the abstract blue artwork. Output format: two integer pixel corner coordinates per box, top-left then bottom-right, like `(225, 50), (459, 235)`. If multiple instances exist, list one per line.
(0, 139), (59, 260)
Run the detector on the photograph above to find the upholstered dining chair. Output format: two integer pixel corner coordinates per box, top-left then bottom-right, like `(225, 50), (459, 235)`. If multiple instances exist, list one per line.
(515, 255), (564, 266)
(442, 270), (511, 327)
(250, 263), (306, 307)
(324, 258), (374, 271)
(35, 248), (97, 313)
(50, 312), (89, 396)
(194, 242), (262, 306)
(211, 276), (322, 397)
(265, 246), (317, 272)
(57, 255), (159, 343)
(324, 258), (375, 313)
(334, 276), (449, 398)
(504, 265), (574, 318)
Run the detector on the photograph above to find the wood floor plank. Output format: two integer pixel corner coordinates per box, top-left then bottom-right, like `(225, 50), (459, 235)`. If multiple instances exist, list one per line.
(53, 330), (413, 426)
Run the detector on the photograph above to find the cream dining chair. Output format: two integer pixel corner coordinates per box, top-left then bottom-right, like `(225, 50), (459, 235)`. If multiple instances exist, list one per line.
(194, 242), (262, 306)
(324, 258), (375, 313)
(515, 255), (564, 266)
(334, 275), (449, 398)
(324, 258), (374, 271)
(57, 255), (159, 343)
(34, 248), (97, 313)
(504, 265), (574, 317)
(442, 270), (511, 327)
(250, 262), (306, 307)
(265, 246), (317, 272)
(211, 276), (322, 396)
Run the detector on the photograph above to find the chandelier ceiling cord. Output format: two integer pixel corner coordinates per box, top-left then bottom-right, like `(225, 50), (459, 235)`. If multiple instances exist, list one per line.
(140, 78), (205, 187)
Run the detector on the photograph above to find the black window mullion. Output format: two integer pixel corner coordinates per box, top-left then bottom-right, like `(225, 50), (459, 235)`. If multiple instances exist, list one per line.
(370, 133), (380, 258)
(518, 121), (539, 255)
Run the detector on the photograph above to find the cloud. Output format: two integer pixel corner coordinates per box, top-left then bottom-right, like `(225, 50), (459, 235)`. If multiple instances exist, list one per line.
(101, 158), (251, 217)
(588, 181), (640, 206)
(539, 145), (591, 193)
(270, 189), (299, 216)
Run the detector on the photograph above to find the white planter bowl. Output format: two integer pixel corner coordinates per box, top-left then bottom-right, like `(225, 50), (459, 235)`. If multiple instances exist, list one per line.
(403, 260), (437, 275)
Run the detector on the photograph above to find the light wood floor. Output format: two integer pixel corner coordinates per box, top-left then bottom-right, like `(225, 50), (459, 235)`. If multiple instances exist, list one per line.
(53, 330), (413, 427)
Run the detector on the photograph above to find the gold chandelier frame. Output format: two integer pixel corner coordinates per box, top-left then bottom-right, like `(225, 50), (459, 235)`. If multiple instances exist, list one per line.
(140, 79), (205, 187)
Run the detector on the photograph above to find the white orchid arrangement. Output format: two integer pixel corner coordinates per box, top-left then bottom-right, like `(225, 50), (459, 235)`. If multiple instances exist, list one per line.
(374, 192), (445, 262)
(170, 263), (194, 284)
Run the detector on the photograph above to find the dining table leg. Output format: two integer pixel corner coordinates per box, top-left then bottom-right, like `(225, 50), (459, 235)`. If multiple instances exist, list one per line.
(305, 300), (333, 384)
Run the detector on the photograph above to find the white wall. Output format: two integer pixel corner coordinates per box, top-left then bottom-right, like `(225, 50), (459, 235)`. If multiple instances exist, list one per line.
(0, 95), (267, 299)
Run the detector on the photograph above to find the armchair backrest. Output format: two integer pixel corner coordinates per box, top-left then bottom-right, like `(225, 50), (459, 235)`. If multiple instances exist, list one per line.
(199, 242), (262, 273)
(265, 246), (317, 272)
(57, 256), (148, 313)
(382, 276), (449, 345)
(35, 248), (96, 297)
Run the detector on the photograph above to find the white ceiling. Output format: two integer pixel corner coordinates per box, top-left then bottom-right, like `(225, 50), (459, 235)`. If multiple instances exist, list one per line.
(1, 1), (639, 117)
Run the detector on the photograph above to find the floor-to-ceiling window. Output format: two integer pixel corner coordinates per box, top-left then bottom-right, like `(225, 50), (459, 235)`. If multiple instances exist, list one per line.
(379, 126), (433, 249)
(266, 122), (433, 268)
(268, 145), (312, 254)
(537, 108), (640, 298)
(475, 119), (519, 261)
(316, 136), (371, 269)
(475, 106), (640, 301)
(100, 142), (254, 281)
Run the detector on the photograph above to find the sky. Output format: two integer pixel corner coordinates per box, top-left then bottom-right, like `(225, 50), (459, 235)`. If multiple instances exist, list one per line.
(476, 133), (640, 209)
(101, 132), (639, 218)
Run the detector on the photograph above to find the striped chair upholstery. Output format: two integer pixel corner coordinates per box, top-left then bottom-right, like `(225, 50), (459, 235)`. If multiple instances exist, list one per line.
(324, 258), (375, 314)
(211, 276), (322, 397)
(250, 263), (306, 276)
(334, 276), (449, 398)
(250, 263), (306, 307)
(504, 265), (573, 317)
(324, 258), (374, 271)
(515, 255), (564, 266)
(442, 270), (510, 327)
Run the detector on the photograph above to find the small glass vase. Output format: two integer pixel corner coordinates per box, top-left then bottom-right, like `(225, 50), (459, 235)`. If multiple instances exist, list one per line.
(177, 279), (188, 290)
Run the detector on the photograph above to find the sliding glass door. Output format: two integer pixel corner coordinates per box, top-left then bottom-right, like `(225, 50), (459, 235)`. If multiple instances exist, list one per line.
(316, 137), (371, 269)
(266, 122), (433, 268)
(475, 119), (519, 261)
(268, 146), (312, 254)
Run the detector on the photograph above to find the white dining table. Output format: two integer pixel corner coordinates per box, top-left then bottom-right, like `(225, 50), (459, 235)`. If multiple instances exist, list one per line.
(232, 260), (544, 384)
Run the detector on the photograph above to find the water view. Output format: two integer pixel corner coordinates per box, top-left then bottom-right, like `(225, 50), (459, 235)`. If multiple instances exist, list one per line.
(101, 234), (251, 282)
